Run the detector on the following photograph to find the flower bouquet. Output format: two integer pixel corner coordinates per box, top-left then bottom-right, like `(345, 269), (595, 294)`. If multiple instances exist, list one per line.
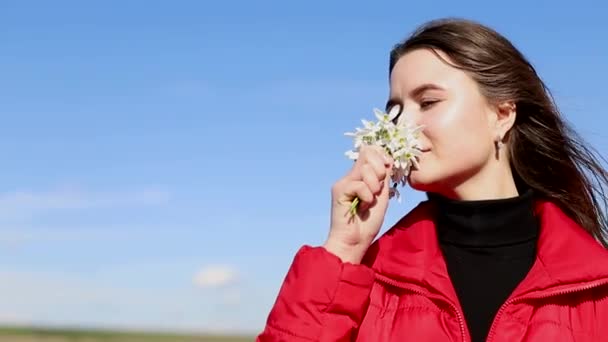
(344, 105), (424, 216)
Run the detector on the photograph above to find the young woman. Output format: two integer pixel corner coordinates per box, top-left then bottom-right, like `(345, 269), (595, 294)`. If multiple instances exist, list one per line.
(257, 18), (608, 341)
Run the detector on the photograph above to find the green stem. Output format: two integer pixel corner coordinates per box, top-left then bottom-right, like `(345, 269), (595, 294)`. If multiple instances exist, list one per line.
(349, 197), (360, 217)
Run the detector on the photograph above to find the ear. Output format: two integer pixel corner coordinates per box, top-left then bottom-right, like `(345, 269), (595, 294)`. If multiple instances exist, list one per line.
(492, 101), (517, 141)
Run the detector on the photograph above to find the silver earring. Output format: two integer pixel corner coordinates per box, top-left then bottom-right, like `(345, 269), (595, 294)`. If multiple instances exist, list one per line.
(496, 139), (504, 151)
(495, 136), (504, 160)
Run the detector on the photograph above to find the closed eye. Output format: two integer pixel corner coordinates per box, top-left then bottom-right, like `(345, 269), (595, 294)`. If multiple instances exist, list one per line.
(420, 99), (440, 110)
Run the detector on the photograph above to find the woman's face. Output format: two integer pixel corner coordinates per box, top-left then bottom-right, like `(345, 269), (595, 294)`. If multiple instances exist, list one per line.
(388, 48), (500, 196)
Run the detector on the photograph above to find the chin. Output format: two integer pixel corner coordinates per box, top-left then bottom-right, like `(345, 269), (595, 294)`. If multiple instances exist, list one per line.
(408, 167), (447, 193)
(407, 171), (433, 192)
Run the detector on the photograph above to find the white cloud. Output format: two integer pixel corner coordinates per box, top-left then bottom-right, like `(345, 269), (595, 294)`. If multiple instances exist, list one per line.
(0, 227), (138, 247)
(0, 186), (170, 219)
(0, 267), (264, 334)
(193, 265), (239, 289)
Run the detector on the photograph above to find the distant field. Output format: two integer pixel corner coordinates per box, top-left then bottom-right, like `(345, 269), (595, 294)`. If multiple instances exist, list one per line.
(0, 327), (254, 342)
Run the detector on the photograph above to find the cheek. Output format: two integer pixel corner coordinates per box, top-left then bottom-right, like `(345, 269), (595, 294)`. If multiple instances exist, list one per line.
(425, 98), (485, 140)
(410, 101), (493, 186)
(425, 96), (491, 155)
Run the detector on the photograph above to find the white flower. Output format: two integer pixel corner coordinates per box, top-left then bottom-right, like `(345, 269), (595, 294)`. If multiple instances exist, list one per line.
(344, 106), (424, 209)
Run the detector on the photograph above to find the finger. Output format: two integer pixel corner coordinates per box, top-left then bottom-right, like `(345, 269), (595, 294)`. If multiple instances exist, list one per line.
(346, 146), (372, 180)
(347, 146), (389, 181)
(341, 180), (374, 206)
(380, 168), (392, 196)
(361, 164), (382, 195)
(358, 194), (377, 213)
(369, 145), (393, 168)
(365, 151), (388, 181)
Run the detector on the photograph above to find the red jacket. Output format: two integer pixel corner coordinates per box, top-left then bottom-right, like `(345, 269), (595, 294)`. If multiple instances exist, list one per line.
(257, 200), (608, 341)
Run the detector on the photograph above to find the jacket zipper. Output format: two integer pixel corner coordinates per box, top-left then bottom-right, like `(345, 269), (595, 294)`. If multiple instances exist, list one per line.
(485, 279), (608, 341)
(376, 274), (469, 342)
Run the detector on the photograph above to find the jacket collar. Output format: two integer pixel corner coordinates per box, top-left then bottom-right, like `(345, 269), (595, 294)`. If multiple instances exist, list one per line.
(363, 199), (608, 304)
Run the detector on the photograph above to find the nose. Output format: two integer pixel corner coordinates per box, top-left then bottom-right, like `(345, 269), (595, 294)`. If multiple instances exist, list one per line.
(401, 104), (424, 127)
(401, 106), (428, 147)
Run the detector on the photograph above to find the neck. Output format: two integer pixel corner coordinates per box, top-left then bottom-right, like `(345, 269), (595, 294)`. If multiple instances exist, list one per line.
(438, 162), (519, 201)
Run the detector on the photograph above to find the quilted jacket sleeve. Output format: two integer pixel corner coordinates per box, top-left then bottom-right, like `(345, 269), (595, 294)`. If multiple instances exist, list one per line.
(256, 245), (376, 342)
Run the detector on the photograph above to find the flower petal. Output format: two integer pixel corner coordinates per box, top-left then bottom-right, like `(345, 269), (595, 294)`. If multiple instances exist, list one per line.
(388, 104), (401, 122)
(345, 150), (359, 160)
(373, 108), (385, 121)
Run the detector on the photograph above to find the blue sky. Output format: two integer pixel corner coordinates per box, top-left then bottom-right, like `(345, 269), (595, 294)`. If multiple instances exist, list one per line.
(0, 0), (606, 335)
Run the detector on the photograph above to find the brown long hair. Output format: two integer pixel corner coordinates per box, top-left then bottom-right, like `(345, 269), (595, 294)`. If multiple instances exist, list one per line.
(390, 18), (608, 247)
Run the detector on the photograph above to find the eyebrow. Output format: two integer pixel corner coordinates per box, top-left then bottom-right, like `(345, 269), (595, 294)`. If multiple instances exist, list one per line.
(385, 83), (445, 110)
(410, 83), (445, 98)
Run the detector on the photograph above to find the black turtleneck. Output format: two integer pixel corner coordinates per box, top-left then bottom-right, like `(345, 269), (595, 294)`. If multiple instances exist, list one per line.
(429, 189), (539, 342)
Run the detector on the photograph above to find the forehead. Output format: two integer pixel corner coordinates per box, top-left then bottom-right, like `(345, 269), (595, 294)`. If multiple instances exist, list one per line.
(389, 48), (468, 95)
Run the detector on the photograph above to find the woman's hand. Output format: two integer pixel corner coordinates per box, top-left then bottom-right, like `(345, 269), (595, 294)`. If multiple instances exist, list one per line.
(324, 145), (394, 264)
